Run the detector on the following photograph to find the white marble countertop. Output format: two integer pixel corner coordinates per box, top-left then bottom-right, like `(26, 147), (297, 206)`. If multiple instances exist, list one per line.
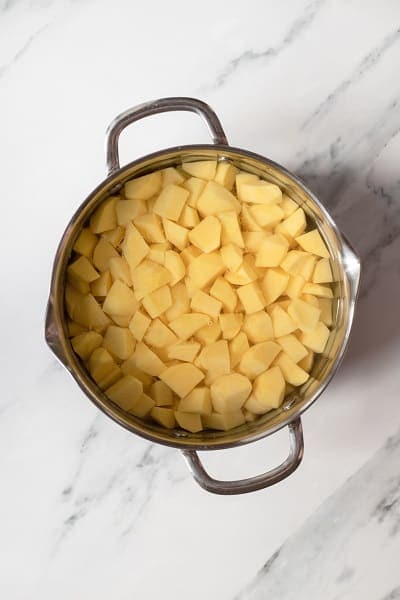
(1, 0), (400, 598)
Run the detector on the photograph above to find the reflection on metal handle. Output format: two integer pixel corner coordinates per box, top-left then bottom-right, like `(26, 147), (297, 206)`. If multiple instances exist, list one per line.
(105, 97), (228, 175)
(182, 418), (304, 495)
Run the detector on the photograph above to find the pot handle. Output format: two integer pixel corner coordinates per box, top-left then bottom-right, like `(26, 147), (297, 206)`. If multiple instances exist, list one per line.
(181, 418), (304, 495)
(105, 97), (228, 175)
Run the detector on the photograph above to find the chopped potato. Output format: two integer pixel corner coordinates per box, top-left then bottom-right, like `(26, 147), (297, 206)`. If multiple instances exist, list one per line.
(238, 341), (281, 379)
(182, 160), (217, 180)
(188, 215), (221, 253)
(160, 363), (204, 398)
(242, 311), (273, 343)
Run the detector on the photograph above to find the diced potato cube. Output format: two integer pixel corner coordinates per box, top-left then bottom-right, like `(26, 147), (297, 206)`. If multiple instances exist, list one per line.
(120, 356), (152, 386)
(269, 305), (297, 337)
(313, 258), (333, 283)
(89, 348), (121, 389)
(109, 256), (132, 286)
(251, 366), (285, 408)
(65, 285), (84, 320)
(148, 242), (170, 265)
(209, 277), (237, 312)
(221, 244), (243, 271)
(241, 205), (263, 232)
(197, 181), (241, 216)
(129, 393), (155, 418)
(162, 218), (189, 250)
(161, 167), (185, 187)
(165, 282), (190, 321)
(93, 239), (119, 272)
(250, 204), (284, 227)
(218, 211), (244, 247)
(225, 257), (258, 285)
(238, 341), (281, 379)
(280, 250), (309, 276)
(210, 373), (251, 413)
(161, 363), (204, 398)
(274, 352), (309, 386)
(286, 274), (306, 299)
(198, 340), (230, 376)
(243, 408), (258, 422)
(244, 393), (273, 415)
(131, 260), (171, 300)
(219, 313), (243, 340)
(276, 334), (308, 363)
(90, 270), (112, 297)
(102, 226), (125, 248)
(299, 322), (330, 353)
(90, 197), (117, 234)
(279, 207), (307, 238)
(73, 228), (98, 258)
(151, 407), (176, 429)
(214, 162), (238, 190)
(179, 205), (200, 228)
(181, 160), (217, 180)
(195, 322), (221, 345)
(122, 222), (149, 270)
(261, 268), (289, 305)
(229, 332), (250, 368)
(188, 215), (221, 253)
(183, 177), (207, 208)
(133, 342), (166, 376)
(180, 245), (201, 266)
(174, 411), (203, 433)
(105, 375), (143, 410)
(150, 380), (173, 406)
(134, 213), (166, 243)
(296, 229), (329, 258)
(235, 172), (259, 196)
(319, 298), (333, 326)
(71, 331), (103, 360)
(103, 326), (136, 360)
(142, 285), (172, 318)
(68, 256), (99, 284)
(74, 294), (111, 332)
(237, 181), (282, 205)
(129, 310), (151, 342)
(111, 314), (132, 327)
(243, 231), (266, 252)
(103, 280), (138, 317)
(203, 411), (245, 431)
(69, 276), (90, 297)
(97, 365), (123, 390)
(124, 171), (162, 200)
(302, 283), (333, 298)
(116, 198), (146, 227)
(287, 298), (321, 332)
(188, 251), (225, 289)
(153, 184), (189, 222)
(255, 234), (289, 267)
(166, 342), (200, 362)
(191, 290), (222, 320)
(298, 350), (314, 372)
(281, 194), (298, 217)
(143, 318), (177, 349)
(179, 387), (211, 415)
(243, 311), (273, 343)
(168, 313), (210, 340)
(236, 281), (266, 314)
(67, 319), (87, 337)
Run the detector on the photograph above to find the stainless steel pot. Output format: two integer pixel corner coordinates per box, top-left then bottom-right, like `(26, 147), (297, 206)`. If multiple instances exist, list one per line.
(45, 97), (361, 495)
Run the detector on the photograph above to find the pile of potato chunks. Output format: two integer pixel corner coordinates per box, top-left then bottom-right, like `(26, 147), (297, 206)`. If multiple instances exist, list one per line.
(65, 159), (334, 433)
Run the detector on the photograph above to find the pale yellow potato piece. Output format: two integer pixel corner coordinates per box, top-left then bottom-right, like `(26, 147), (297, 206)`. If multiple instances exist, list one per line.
(225, 257), (258, 285)
(116, 198), (146, 226)
(188, 251), (225, 289)
(319, 298), (333, 326)
(161, 167), (185, 187)
(203, 411), (245, 431)
(274, 352), (309, 386)
(89, 348), (121, 389)
(261, 268), (289, 305)
(279, 207), (307, 238)
(180, 244), (202, 266)
(276, 334), (308, 363)
(296, 229), (329, 258)
(133, 342), (166, 376)
(242, 231), (266, 253)
(109, 256), (132, 286)
(126, 393), (154, 417)
(71, 331), (103, 360)
(102, 226), (125, 248)
(191, 290), (222, 320)
(148, 242), (170, 265)
(250, 204), (284, 228)
(302, 293), (320, 307)
(281, 195), (298, 217)
(214, 162), (238, 190)
(298, 350), (314, 373)
(242, 311), (273, 343)
(218, 211), (244, 247)
(68, 256), (99, 284)
(188, 215), (221, 253)
(129, 310), (151, 342)
(151, 407), (176, 429)
(210, 373), (251, 413)
(269, 305), (297, 337)
(150, 380), (173, 406)
(229, 332), (250, 368)
(168, 313), (210, 340)
(252, 366), (285, 408)
(185, 275), (203, 301)
(179, 387), (211, 415)
(235, 172), (259, 197)
(92, 239), (119, 272)
(302, 283), (333, 298)
(299, 322), (330, 353)
(103, 326), (135, 360)
(299, 254), (317, 281)
(182, 160), (217, 180)
(111, 314), (131, 327)
(131, 260), (171, 300)
(118, 356), (151, 388)
(103, 280), (138, 317)
(209, 277), (237, 312)
(244, 408), (258, 422)
(163, 250), (185, 286)
(197, 181), (241, 216)
(167, 341), (201, 362)
(175, 411), (203, 433)
(122, 222), (149, 270)
(287, 298), (321, 332)
(238, 341), (281, 379)
(236, 281), (266, 314)
(220, 243), (243, 271)
(255, 234), (289, 267)
(280, 250), (310, 276)
(65, 284), (86, 318)
(219, 313), (243, 340)
(238, 181), (282, 205)
(160, 363), (205, 398)
(162, 218), (189, 250)
(165, 282), (190, 321)
(67, 319), (87, 337)
(134, 213), (165, 243)
(179, 205), (200, 228)
(198, 340), (230, 376)
(195, 322), (221, 345)
(153, 184), (188, 222)
(313, 258), (333, 283)
(90, 197), (117, 234)
(286, 274), (306, 299)
(142, 285), (172, 319)
(183, 177), (207, 208)
(69, 275), (91, 294)
(73, 294), (111, 332)
(73, 227), (98, 258)
(244, 393), (273, 415)
(124, 171), (162, 201)
(144, 318), (178, 348)
(106, 375), (143, 410)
